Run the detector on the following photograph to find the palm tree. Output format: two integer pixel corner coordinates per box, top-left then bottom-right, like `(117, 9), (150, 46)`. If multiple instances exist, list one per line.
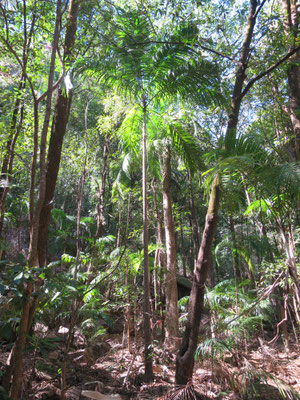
(94, 7), (220, 380)
(149, 109), (206, 350)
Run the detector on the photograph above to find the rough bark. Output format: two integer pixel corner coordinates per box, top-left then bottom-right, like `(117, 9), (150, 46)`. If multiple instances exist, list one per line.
(162, 144), (179, 349)
(175, 0), (260, 385)
(37, 0), (81, 269)
(28, 0), (61, 269)
(281, 0), (300, 161)
(96, 137), (110, 238)
(152, 180), (165, 315)
(6, 3), (62, 397)
(175, 177), (220, 384)
(142, 100), (153, 381)
(4, 2), (81, 398)
(229, 216), (241, 279)
(188, 170), (200, 270)
(28, 0), (81, 336)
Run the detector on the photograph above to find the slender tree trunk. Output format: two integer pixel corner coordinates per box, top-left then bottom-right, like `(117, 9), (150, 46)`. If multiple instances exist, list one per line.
(175, 0), (260, 384)
(229, 216), (240, 310)
(188, 170), (200, 270)
(6, 2), (62, 397)
(96, 137), (110, 238)
(27, 0), (81, 330)
(124, 193), (132, 352)
(0, 76), (25, 193)
(0, 100), (25, 237)
(61, 108), (88, 397)
(37, 0), (81, 268)
(180, 217), (187, 277)
(0, 3), (37, 237)
(142, 99), (153, 381)
(278, 222), (300, 295)
(281, 0), (300, 161)
(74, 98), (89, 279)
(152, 180), (165, 314)
(95, 114), (125, 239)
(162, 144), (179, 350)
(175, 176), (220, 384)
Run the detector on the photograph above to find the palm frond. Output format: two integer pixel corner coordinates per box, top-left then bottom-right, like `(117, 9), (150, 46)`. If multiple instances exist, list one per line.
(163, 382), (206, 400)
(83, 7), (222, 108)
(117, 105), (142, 155)
(238, 359), (300, 400)
(168, 124), (205, 173)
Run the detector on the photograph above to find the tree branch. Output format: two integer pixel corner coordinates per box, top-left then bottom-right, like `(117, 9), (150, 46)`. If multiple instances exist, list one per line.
(240, 44), (300, 101)
(0, 3), (10, 42)
(253, 0), (268, 19)
(37, 47), (65, 103)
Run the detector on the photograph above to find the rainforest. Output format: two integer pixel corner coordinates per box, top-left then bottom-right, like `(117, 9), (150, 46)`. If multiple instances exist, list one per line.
(0, 0), (299, 399)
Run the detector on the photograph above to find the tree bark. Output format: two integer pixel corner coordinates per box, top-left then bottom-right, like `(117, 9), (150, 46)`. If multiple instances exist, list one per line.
(4, 2), (81, 397)
(96, 137), (110, 238)
(28, 0), (81, 335)
(0, 2), (37, 237)
(175, 176), (220, 384)
(152, 179), (165, 316)
(281, 0), (300, 161)
(6, 2), (62, 397)
(142, 99), (153, 381)
(188, 170), (200, 270)
(162, 144), (179, 349)
(37, 0), (81, 269)
(0, 96), (25, 237)
(175, 0), (260, 385)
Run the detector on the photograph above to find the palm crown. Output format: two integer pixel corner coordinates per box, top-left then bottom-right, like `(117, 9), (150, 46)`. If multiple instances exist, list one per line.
(98, 9), (221, 108)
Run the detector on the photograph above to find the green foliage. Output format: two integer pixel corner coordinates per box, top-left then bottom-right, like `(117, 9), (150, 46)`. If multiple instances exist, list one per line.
(204, 279), (274, 341)
(0, 386), (11, 400)
(195, 337), (234, 361)
(238, 360), (300, 400)
(0, 2), (300, 395)
(26, 336), (63, 359)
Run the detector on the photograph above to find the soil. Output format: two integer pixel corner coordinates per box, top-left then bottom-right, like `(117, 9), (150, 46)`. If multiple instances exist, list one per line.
(0, 325), (299, 400)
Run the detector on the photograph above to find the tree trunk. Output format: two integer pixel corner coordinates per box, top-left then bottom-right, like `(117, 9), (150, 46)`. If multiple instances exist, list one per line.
(0, 99), (25, 237)
(180, 217), (187, 277)
(96, 137), (110, 238)
(142, 99), (153, 381)
(37, 0), (81, 268)
(4, 2), (81, 397)
(229, 216), (240, 310)
(152, 180), (165, 315)
(162, 144), (179, 350)
(27, 0), (80, 335)
(175, 0), (260, 384)
(0, 3), (37, 237)
(6, 2), (62, 397)
(175, 176), (220, 384)
(281, 0), (300, 161)
(188, 170), (200, 270)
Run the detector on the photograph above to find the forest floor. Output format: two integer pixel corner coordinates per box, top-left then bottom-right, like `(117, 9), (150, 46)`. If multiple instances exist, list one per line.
(0, 324), (300, 399)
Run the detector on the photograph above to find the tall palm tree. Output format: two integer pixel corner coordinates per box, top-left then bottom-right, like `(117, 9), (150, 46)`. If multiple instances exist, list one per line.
(94, 8), (221, 380)
(148, 109), (205, 350)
